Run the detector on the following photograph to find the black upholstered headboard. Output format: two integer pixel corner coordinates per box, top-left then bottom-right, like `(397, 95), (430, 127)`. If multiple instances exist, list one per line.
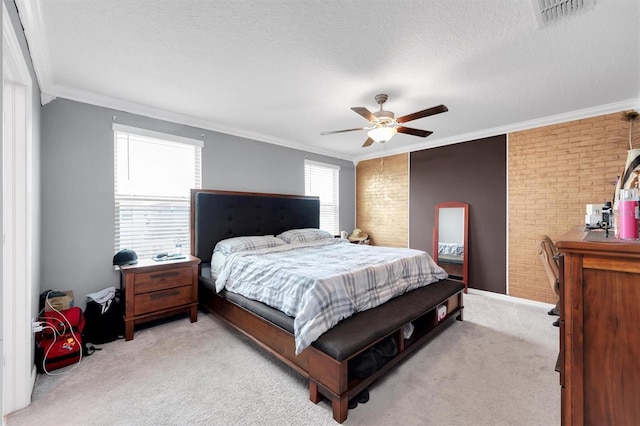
(190, 189), (320, 263)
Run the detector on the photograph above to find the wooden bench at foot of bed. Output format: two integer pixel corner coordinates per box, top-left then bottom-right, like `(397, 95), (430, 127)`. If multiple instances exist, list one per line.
(199, 278), (464, 423)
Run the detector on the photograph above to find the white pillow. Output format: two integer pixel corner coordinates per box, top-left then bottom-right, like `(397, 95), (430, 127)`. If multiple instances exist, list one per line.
(276, 228), (334, 244)
(213, 235), (286, 256)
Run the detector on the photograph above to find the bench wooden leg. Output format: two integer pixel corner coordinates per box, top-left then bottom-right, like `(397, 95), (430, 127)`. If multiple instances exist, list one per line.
(310, 381), (348, 423)
(332, 396), (348, 424)
(309, 381), (321, 404)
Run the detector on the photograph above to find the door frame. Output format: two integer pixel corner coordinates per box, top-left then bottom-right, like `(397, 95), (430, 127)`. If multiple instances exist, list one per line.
(3, 2), (35, 415)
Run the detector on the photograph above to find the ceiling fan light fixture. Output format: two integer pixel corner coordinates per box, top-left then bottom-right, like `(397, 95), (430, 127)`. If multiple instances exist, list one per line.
(321, 94), (447, 148)
(367, 126), (397, 143)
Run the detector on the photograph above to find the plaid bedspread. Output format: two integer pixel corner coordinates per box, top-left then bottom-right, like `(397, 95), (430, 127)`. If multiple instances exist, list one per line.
(438, 242), (464, 257)
(215, 239), (448, 354)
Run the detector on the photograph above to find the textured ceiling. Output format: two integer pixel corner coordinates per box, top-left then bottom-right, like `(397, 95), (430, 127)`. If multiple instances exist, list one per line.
(16, 0), (640, 161)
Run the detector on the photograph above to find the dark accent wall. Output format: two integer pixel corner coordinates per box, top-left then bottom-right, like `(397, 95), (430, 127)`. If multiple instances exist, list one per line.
(409, 135), (506, 294)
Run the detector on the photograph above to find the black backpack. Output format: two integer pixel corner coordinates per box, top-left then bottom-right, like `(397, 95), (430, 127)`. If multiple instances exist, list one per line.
(83, 289), (125, 345)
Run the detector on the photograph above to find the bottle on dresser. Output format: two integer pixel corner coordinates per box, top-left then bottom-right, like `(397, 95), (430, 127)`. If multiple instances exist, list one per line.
(619, 188), (638, 240)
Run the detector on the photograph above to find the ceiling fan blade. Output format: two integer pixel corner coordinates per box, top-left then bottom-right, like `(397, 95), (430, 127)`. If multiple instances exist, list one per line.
(396, 104), (448, 123)
(397, 127), (433, 138)
(321, 127), (366, 135)
(351, 107), (377, 122)
(362, 137), (374, 147)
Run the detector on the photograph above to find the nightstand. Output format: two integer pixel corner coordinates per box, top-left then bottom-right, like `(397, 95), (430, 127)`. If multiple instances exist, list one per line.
(119, 255), (200, 340)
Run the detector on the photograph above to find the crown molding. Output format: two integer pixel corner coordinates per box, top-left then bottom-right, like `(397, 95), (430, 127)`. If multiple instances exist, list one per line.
(353, 98), (640, 163)
(51, 83), (353, 162)
(40, 92), (56, 105)
(53, 80), (640, 166)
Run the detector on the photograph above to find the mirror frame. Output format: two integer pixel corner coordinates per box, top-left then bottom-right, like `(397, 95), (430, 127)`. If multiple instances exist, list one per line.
(433, 201), (469, 293)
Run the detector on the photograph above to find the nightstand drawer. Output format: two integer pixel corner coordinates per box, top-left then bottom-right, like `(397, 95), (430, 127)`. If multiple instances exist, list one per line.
(134, 266), (192, 294)
(134, 285), (193, 315)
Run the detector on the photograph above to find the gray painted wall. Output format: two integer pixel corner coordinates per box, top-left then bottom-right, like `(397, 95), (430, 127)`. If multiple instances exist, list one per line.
(41, 99), (355, 308)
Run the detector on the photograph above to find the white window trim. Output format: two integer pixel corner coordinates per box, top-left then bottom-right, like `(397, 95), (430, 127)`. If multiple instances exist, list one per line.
(304, 159), (340, 171)
(112, 123), (204, 148)
(113, 125), (202, 259)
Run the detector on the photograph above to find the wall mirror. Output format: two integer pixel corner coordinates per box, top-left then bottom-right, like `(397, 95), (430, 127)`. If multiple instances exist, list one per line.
(433, 202), (469, 293)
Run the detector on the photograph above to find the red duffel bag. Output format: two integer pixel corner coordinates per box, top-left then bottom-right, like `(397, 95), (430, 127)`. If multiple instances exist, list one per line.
(35, 306), (85, 373)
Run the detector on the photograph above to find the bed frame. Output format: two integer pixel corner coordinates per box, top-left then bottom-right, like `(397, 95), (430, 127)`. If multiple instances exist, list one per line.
(190, 189), (464, 423)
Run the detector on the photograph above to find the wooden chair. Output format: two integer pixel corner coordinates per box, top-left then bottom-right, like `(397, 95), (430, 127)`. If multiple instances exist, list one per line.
(537, 235), (560, 320)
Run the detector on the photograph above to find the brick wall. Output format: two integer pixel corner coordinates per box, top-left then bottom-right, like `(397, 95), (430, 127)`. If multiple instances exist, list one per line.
(508, 112), (638, 303)
(356, 153), (408, 247)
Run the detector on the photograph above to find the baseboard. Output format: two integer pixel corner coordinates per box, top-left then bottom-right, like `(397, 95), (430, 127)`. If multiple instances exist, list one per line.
(467, 288), (555, 310)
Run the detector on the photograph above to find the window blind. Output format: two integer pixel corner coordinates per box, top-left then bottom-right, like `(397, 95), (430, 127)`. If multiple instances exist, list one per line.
(114, 125), (202, 260)
(304, 160), (340, 235)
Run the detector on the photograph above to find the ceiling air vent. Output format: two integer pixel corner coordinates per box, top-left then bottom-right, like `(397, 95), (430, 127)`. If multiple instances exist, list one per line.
(532, 0), (595, 27)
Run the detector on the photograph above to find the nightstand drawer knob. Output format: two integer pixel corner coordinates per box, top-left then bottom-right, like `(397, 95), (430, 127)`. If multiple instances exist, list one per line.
(150, 290), (180, 299)
(150, 271), (180, 280)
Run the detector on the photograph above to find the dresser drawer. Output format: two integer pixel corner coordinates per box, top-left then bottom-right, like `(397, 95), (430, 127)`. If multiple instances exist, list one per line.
(134, 285), (193, 316)
(134, 266), (192, 294)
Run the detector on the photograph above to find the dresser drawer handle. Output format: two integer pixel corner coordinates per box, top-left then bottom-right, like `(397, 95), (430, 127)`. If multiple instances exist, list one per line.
(150, 271), (180, 280)
(150, 290), (180, 299)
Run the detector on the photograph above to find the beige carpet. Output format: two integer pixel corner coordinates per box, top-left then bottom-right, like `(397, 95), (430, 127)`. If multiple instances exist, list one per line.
(7, 292), (560, 426)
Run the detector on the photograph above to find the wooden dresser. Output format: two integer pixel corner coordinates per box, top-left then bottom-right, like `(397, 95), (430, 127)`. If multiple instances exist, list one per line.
(556, 228), (640, 425)
(119, 255), (200, 340)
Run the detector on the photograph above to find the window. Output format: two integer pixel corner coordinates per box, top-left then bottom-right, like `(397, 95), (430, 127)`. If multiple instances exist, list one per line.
(114, 124), (202, 259)
(304, 160), (340, 235)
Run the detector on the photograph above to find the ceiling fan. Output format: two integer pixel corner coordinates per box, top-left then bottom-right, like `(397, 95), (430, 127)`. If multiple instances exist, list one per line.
(321, 94), (448, 147)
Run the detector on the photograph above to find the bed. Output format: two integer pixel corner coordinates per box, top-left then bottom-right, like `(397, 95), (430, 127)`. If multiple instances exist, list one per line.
(190, 189), (464, 423)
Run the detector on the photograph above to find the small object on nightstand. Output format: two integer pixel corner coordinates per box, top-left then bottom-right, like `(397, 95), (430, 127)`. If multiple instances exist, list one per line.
(348, 228), (369, 243)
(113, 248), (138, 266)
(152, 253), (186, 261)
